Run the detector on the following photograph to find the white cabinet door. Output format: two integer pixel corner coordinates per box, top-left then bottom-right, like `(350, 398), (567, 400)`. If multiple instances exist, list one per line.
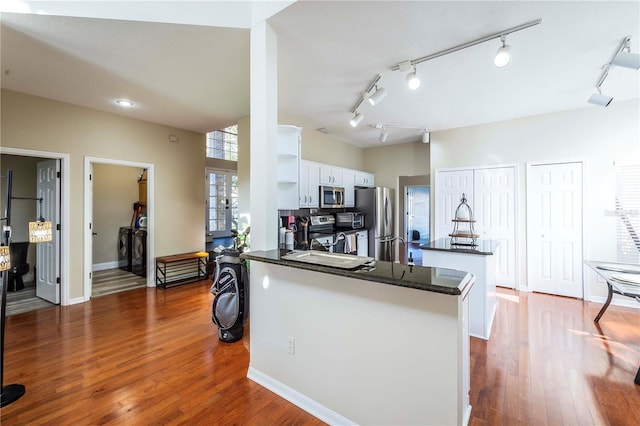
(356, 231), (368, 256)
(299, 160), (320, 208)
(434, 170), (474, 240)
(343, 169), (355, 207)
(527, 162), (583, 298)
(319, 165), (342, 186)
(355, 172), (375, 187)
(474, 167), (516, 288)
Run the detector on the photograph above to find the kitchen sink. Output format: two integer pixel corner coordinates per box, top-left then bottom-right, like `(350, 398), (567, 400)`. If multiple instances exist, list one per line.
(282, 250), (375, 270)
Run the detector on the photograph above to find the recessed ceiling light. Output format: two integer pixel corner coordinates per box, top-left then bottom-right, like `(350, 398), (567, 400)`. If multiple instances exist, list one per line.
(115, 99), (134, 107)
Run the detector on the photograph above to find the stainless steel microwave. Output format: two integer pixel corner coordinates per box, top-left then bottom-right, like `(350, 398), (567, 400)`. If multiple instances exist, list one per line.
(320, 186), (345, 208)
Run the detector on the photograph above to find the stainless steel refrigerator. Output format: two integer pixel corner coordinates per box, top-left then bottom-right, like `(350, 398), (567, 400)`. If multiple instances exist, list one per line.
(355, 187), (395, 261)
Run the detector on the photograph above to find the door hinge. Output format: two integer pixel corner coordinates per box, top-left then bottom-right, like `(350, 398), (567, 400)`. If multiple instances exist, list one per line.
(57, 171), (61, 178)
(89, 272), (92, 279)
(56, 277), (61, 284)
(56, 223), (61, 231)
(89, 174), (92, 181)
(89, 222), (92, 229)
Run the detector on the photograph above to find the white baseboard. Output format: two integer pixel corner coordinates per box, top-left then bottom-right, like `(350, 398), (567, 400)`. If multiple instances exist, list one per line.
(246, 366), (355, 426)
(589, 295), (640, 309)
(67, 296), (86, 305)
(93, 261), (120, 272)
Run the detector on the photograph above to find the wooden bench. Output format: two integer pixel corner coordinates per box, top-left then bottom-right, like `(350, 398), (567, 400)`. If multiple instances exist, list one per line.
(156, 252), (209, 289)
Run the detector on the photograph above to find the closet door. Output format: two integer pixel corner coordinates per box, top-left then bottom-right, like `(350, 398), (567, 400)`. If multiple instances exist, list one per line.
(474, 167), (516, 288)
(434, 169), (474, 240)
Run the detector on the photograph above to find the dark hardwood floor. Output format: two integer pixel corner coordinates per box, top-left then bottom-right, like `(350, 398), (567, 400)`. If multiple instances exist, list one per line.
(1, 282), (638, 425)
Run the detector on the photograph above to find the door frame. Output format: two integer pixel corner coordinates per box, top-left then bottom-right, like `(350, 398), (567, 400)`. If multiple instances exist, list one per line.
(0, 147), (70, 305)
(403, 184), (430, 243)
(84, 157), (155, 300)
(525, 160), (586, 298)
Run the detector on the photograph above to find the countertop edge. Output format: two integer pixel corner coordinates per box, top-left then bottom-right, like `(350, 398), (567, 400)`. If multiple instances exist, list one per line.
(242, 250), (467, 296)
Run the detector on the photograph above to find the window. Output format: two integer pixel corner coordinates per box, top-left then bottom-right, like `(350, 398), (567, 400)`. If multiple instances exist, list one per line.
(206, 168), (238, 237)
(615, 162), (640, 264)
(206, 125), (238, 161)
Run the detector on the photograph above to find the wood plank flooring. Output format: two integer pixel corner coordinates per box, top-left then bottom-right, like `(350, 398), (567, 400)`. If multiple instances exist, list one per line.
(1, 283), (638, 425)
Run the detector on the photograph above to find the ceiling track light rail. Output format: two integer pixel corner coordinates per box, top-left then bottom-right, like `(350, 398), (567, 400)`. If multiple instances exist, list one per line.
(391, 19), (542, 88)
(349, 74), (387, 127)
(391, 19), (542, 71)
(588, 36), (638, 107)
(371, 124), (430, 144)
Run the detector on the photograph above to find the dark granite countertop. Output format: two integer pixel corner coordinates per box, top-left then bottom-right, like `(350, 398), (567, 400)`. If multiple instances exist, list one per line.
(419, 238), (498, 255)
(241, 249), (474, 296)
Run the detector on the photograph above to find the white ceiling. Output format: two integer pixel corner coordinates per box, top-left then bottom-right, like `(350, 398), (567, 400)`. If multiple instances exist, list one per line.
(1, 1), (639, 147)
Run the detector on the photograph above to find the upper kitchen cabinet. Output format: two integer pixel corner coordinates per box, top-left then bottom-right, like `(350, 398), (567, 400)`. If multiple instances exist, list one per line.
(342, 169), (355, 207)
(299, 160), (320, 208)
(319, 164), (343, 186)
(355, 171), (375, 187)
(277, 125), (302, 209)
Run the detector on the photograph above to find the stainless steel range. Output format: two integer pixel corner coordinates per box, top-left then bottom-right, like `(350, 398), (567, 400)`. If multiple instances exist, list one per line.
(309, 214), (335, 234)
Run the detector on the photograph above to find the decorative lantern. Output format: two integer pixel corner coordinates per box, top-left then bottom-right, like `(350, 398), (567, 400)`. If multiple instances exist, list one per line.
(449, 193), (479, 246)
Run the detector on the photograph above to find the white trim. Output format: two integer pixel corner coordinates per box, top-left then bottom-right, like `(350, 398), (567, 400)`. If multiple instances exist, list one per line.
(0, 147), (71, 306)
(67, 296), (86, 306)
(589, 295), (640, 310)
(92, 261), (120, 272)
(247, 366), (356, 426)
(84, 157), (155, 303)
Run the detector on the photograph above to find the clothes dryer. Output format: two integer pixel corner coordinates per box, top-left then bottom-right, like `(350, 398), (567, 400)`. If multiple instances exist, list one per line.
(118, 227), (133, 272)
(132, 229), (147, 277)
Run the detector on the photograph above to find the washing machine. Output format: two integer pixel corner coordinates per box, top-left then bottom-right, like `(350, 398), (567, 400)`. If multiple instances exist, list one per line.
(118, 227), (133, 272)
(132, 229), (147, 277)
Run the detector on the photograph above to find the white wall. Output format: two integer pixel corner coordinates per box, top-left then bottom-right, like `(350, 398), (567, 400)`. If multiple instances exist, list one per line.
(431, 100), (640, 301)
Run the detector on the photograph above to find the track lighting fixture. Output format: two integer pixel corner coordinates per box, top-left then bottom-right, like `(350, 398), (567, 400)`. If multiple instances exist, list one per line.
(587, 36), (638, 107)
(406, 67), (421, 90)
(371, 124), (430, 143)
(611, 37), (640, 70)
(350, 112), (364, 127)
(493, 35), (511, 67)
(379, 127), (388, 143)
(391, 19), (541, 77)
(368, 85), (387, 106)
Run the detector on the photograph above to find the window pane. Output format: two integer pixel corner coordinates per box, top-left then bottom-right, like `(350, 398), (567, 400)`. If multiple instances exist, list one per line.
(206, 125), (238, 161)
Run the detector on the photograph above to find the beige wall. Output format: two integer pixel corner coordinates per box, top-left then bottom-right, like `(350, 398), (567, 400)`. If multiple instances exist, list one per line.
(92, 163), (143, 265)
(431, 100), (640, 300)
(1, 89), (206, 300)
(279, 111), (365, 170)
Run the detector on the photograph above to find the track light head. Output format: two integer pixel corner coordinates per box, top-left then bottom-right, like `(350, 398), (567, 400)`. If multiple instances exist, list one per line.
(349, 112), (364, 127)
(379, 127), (388, 143)
(407, 67), (421, 90)
(367, 86), (387, 106)
(611, 50), (640, 70)
(588, 92), (613, 107)
(493, 35), (511, 67)
(422, 131), (430, 144)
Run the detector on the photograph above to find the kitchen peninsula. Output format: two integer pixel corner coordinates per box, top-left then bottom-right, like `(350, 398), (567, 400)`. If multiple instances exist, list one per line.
(242, 249), (475, 425)
(420, 238), (499, 340)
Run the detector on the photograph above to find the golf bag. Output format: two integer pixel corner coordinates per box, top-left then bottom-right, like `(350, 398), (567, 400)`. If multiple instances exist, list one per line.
(211, 249), (249, 343)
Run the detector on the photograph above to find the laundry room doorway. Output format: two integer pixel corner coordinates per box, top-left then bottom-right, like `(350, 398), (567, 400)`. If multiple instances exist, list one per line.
(84, 157), (154, 300)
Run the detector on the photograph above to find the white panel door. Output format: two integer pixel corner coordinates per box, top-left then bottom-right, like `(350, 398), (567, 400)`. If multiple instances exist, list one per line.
(36, 159), (60, 304)
(435, 170), (474, 240)
(474, 167), (516, 288)
(527, 162), (583, 298)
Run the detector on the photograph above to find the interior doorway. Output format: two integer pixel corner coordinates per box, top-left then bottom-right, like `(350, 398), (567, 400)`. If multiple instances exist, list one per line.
(527, 161), (584, 298)
(0, 147), (70, 309)
(399, 175), (430, 265)
(84, 157), (154, 301)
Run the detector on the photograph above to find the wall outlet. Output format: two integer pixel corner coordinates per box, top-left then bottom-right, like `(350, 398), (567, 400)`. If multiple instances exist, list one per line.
(287, 336), (295, 355)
